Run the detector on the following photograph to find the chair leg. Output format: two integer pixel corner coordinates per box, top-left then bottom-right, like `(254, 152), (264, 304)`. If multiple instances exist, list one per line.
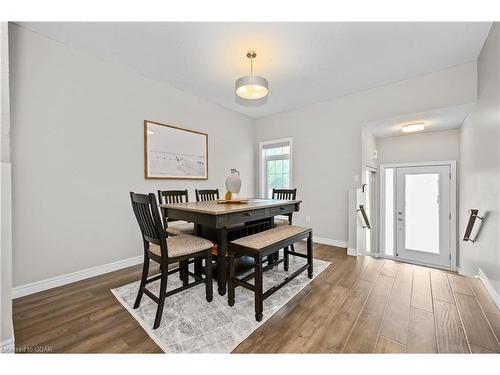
(179, 260), (188, 286)
(194, 257), (203, 277)
(255, 258), (263, 322)
(153, 273), (168, 329)
(205, 253), (213, 302)
(284, 245), (289, 271)
(267, 254), (275, 268)
(228, 253), (235, 307)
(134, 254), (150, 309)
(290, 243), (295, 252)
(307, 233), (313, 279)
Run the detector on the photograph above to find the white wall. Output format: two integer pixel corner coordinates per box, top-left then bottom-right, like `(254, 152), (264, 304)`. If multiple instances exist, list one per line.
(0, 22), (14, 352)
(377, 129), (460, 165)
(459, 23), (500, 295)
(363, 128), (378, 170)
(9, 25), (255, 288)
(255, 63), (476, 244)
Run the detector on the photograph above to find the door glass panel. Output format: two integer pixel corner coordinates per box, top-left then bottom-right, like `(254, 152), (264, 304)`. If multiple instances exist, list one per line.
(405, 173), (440, 253)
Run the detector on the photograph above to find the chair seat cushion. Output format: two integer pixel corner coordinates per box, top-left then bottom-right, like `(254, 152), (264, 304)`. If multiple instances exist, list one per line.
(274, 218), (290, 226)
(230, 225), (310, 251)
(149, 235), (213, 258)
(165, 222), (195, 236)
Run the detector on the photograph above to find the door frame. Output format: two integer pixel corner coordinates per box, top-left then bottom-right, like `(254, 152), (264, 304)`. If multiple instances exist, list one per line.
(378, 161), (457, 271)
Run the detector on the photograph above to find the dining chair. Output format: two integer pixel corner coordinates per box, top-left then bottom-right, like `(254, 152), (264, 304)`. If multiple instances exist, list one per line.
(157, 190), (195, 236)
(272, 188), (297, 226)
(130, 192), (213, 329)
(272, 188), (298, 256)
(195, 188), (220, 202)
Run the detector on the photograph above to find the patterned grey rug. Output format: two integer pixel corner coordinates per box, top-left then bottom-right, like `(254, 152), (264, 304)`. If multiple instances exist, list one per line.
(111, 256), (329, 353)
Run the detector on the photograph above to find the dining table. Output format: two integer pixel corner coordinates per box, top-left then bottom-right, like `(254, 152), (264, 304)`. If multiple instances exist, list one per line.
(159, 198), (302, 295)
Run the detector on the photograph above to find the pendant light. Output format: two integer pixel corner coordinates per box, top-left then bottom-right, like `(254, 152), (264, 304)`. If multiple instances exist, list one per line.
(235, 51), (269, 100)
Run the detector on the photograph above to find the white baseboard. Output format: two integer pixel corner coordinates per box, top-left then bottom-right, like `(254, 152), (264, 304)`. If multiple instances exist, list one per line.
(0, 338), (15, 353)
(313, 236), (347, 249)
(477, 268), (500, 311)
(347, 248), (358, 256)
(12, 255), (143, 299)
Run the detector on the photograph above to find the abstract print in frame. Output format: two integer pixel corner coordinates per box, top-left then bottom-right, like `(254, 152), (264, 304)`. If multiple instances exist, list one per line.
(144, 120), (208, 179)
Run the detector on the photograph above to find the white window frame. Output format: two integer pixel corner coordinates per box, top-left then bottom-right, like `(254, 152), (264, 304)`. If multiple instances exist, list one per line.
(258, 138), (293, 198)
(379, 161), (457, 271)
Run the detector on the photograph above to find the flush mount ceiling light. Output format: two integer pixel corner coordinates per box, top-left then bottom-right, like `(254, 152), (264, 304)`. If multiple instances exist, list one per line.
(235, 51), (269, 100)
(401, 122), (425, 133)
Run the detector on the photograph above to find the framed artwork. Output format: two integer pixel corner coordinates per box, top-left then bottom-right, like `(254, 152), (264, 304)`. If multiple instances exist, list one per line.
(144, 120), (208, 179)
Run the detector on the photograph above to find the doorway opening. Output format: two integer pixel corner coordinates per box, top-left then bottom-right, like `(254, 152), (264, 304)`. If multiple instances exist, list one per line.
(379, 161), (457, 270)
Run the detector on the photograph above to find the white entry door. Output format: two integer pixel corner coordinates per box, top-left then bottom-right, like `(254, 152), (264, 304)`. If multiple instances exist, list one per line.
(395, 165), (451, 268)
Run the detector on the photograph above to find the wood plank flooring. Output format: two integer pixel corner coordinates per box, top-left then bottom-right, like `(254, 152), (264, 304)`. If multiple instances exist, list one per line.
(12, 243), (500, 353)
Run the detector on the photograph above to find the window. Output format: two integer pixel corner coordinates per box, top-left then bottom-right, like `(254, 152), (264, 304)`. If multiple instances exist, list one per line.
(259, 139), (292, 198)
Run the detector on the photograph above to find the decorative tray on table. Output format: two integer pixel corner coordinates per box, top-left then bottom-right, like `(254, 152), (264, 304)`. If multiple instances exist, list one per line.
(216, 198), (249, 204)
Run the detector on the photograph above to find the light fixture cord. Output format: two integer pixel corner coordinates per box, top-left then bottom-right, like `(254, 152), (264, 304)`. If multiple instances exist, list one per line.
(250, 55), (253, 75)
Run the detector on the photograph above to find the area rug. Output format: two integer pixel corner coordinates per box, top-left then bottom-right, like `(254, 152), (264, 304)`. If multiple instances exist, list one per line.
(111, 256), (329, 353)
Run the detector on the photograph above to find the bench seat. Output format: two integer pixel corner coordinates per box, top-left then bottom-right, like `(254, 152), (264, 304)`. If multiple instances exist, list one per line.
(228, 225), (313, 321)
(231, 225), (310, 252)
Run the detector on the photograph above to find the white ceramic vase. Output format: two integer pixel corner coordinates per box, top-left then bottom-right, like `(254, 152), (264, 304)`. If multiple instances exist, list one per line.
(225, 169), (241, 194)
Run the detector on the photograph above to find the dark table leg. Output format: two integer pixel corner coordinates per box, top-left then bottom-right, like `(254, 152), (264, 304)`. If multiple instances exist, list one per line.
(217, 227), (228, 296)
(194, 224), (203, 277)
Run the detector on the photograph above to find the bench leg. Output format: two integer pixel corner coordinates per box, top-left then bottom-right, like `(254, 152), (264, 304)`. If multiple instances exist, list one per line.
(284, 245), (290, 271)
(228, 254), (235, 307)
(307, 232), (313, 279)
(255, 259), (263, 322)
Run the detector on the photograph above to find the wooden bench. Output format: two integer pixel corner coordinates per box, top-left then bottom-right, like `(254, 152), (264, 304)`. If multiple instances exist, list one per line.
(228, 225), (313, 321)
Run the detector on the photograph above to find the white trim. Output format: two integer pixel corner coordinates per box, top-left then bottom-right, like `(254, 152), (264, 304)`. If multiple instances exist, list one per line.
(312, 236), (347, 249)
(477, 268), (500, 311)
(13, 255), (143, 299)
(258, 137), (293, 198)
(378, 160), (457, 271)
(381, 253), (453, 272)
(347, 248), (358, 256)
(379, 160), (458, 168)
(0, 338), (14, 353)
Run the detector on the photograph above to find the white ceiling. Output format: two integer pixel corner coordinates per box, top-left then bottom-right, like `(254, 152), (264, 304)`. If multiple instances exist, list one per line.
(365, 103), (475, 138)
(19, 22), (491, 118)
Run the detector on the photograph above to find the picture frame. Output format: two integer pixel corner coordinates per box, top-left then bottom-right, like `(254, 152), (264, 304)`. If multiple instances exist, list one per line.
(144, 120), (208, 179)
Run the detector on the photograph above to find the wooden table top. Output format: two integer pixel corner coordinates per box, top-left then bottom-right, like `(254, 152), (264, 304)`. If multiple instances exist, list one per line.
(159, 198), (301, 215)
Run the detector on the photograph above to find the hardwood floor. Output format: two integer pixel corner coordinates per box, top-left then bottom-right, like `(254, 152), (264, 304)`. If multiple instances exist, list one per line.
(12, 243), (500, 353)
